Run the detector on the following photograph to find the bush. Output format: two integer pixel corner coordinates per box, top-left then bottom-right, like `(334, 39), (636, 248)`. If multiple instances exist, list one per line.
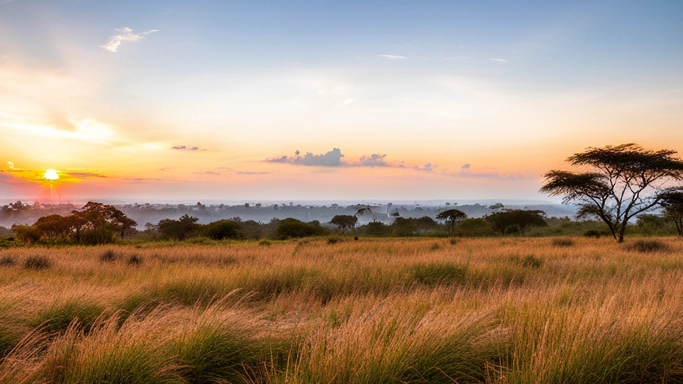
(274, 218), (328, 239)
(100, 250), (117, 263)
(327, 237), (341, 245)
(552, 238), (575, 247)
(258, 239), (272, 246)
(23, 255), (51, 270)
(626, 239), (670, 253)
(203, 220), (241, 240)
(0, 255), (15, 267)
(127, 254), (143, 266)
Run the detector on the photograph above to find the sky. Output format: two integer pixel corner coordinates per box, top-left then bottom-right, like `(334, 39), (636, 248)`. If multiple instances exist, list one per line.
(1, 0), (682, 203)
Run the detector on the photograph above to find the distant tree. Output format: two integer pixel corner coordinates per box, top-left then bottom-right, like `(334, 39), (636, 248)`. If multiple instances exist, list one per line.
(488, 203), (504, 211)
(330, 215), (358, 232)
(355, 206), (375, 222)
(158, 214), (200, 240)
(72, 202), (138, 240)
(541, 143), (683, 242)
(436, 209), (468, 237)
(660, 190), (683, 237)
(203, 220), (241, 240)
(485, 209), (547, 236)
(362, 221), (391, 237)
(274, 218), (328, 239)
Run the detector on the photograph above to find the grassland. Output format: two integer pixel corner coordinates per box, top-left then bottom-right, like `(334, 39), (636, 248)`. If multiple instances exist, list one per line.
(0, 237), (682, 383)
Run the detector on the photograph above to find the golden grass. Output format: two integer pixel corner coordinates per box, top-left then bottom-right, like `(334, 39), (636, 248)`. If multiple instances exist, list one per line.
(0, 237), (682, 382)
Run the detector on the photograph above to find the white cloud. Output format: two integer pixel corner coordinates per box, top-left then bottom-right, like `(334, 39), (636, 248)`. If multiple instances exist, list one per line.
(342, 98), (356, 105)
(377, 54), (407, 60)
(490, 58), (508, 63)
(100, 27), (158, 53)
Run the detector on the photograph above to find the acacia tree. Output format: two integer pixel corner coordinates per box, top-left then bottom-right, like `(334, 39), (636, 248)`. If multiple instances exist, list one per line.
(660, 190), (683, 237)
(436, 209), (467, 237)
(541, 143), (683, 242)
(330, 215), (358, 232)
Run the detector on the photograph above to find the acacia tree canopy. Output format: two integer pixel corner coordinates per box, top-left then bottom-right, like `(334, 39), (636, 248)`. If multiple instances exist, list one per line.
(540, 143), (683, 242)
(436, 209), (467, 236)
(660, 190), (683, 237)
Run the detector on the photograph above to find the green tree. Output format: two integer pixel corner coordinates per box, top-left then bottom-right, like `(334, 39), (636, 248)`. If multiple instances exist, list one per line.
(436, 209), (468, 237)
(157, 214), (200, 240)
(274, 218), (328, 239)
(330, 215), (358, 232)
(485, 210), (547, 236)
(541, 143), (683, 242)
(660, 190), (683, 237)
(203, 220), (241, 240)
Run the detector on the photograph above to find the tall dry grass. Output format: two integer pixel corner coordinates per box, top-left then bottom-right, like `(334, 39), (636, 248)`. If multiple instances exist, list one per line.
(0, 237), (682, 382)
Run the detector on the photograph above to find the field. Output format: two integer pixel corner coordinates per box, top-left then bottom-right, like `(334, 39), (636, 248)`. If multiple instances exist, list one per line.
(1, 237), (683, 383)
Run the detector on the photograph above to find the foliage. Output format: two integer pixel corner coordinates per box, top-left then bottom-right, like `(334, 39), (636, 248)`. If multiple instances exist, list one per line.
(436, 209), (467, 236)
(660, 190), (683, 237)
(457, 218), (497, 237)
(10, 202), (136, 245)
(626, 239), (671, 253)
(329, 215), (358, 232)
(202, 220), (241, 240)
(157, 214), (200, 240)
(274, 218), (328, 239)
(23, 255), (51, 270)
(541, 143), (683, 242)
(485, 209), (547, 235)
(391, 216), (441, 237)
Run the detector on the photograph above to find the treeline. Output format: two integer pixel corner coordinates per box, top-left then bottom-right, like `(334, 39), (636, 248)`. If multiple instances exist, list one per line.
(1, 201), (681, 247)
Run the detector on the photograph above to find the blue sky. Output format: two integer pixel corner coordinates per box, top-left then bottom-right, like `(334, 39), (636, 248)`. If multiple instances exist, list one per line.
(1, 0), (682, 202)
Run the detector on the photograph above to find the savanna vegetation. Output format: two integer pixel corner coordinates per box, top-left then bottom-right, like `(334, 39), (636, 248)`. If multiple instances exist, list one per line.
(0, 237), (683, 382)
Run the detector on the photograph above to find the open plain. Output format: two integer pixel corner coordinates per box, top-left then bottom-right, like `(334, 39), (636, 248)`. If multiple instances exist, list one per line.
(1, 237), (683, 383)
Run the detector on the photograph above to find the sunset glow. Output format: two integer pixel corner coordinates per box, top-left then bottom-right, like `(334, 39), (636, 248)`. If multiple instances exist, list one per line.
(1, 1), (682, 202)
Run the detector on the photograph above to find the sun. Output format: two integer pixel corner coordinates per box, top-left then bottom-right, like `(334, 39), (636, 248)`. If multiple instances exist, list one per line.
(44, 169), (59, 181)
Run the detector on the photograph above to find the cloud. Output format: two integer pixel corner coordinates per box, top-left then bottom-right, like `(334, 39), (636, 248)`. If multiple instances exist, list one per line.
(414, 163), (436, 172)
(266, 148), (344, 167)
(377, 54), (407, 60)
(7, 161), (15, 170)
(461, 163), (471, 170)
(63, 172), (107, 179)
(358, 154), (388, 167)
(172, 145), (200, 151)
(342, 98), (356, 105)
(193, 171), (222, 176)
(237, 171), (272, 175)
(490, 58), (508, 63)
(100, 27), (158, 53)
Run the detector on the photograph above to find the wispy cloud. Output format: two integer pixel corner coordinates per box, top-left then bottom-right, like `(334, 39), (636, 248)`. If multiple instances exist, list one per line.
(100, 27), (158, 53)
(377, 54), (407, 60)
(237, 171), (273, 175)
(461, 163), (471, 170)
(490, 58), (508, 63)
(171, 145), (200, 151)
(193, 171), (222, 176)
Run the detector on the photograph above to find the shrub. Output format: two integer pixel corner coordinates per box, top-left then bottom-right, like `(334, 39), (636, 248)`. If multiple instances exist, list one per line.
(23, 256), (51, 270)
(327, 237), (341, 245)
(626, 239), (670, 253)
(274, 218), (328, 239)
(99, 250), (117, 263)
(258, 239), (272, 246)
(127, 254), (143, 266)
(203, 220), (241, 240)
(0, 255), (15, 267)
(551, 238), (575, 247)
